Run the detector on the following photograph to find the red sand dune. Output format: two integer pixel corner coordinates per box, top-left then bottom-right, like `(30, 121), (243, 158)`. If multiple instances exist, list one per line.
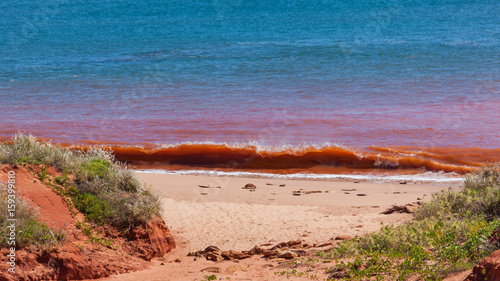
(0, 164), (175, 281)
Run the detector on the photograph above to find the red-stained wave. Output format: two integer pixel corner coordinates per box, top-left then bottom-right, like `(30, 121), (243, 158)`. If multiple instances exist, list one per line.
(70, 143), (500, 175)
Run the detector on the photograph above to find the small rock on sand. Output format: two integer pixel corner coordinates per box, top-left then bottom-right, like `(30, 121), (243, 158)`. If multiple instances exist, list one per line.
(242, 183), (257, 189)
(304, 190), (322, 194)
(356, 193), (367, 196)
(201, 267), (222, 273)
(248, 245), (263, 255)
(279, 184), (286, 187)
(198, 184), (221, 188)
(334, 235), (352, 241)
(278, 251), (299, 259)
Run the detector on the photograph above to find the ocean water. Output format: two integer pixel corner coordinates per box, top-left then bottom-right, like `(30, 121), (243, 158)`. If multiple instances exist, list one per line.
(1, 0), (499, 177)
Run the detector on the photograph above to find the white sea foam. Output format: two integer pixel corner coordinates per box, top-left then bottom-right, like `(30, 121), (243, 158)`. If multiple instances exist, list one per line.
(135, 169), (462, 183)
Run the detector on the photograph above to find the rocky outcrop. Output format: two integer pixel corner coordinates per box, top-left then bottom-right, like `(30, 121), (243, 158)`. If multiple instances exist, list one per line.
(128, 216), (176, 261)
(192, 239), (316, 262)
(466, 250), (500, 281)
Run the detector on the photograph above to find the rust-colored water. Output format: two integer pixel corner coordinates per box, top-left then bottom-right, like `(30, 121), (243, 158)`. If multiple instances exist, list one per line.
(1, 91), (499, 179)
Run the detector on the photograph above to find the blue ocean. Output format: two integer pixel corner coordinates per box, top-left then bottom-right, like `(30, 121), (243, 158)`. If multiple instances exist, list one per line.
(1, 0), (499, 176)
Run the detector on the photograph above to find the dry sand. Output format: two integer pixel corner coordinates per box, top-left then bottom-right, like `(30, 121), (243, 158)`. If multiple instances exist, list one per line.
(101, 173), (462, 281)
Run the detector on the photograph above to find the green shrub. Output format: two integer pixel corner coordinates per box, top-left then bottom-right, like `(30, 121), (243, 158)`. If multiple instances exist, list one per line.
(73, 193), (112, 225)
(81, 159), (112, 179)
(321, 163), (500, 280)
(0, 133), (162, 232)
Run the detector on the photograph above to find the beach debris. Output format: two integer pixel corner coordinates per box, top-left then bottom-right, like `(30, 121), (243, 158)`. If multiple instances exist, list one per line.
(248, 245), (263, 255)
(266, 183), (274, 185)
(381, 204), (420, 214)
(271, 239), (302, 250)
(278, 250), (299, 259)
(334, 235), (352, 241)
(344, 192), (350, 194)
(303, 190), (322, 194)
(399, 181), (407, 184)
(201, 266), (222, 273)
(393, 191), (401, 194)
(242, 183), (257, 190)
(292, 190), (302, 196)
(194, 239), (317, 262)
(341, 188), (356, 191)
(279, 184), (286, 187)
(222, 250), (251, 260)
(187, 250), (204, 256)
(329, 268), (349, 279)
(204, 246), (224, 262)
(417, 197), (423, 200)
(198, 184), (221, 188)
(356, 193), (367, 196)
(200, 192), (208, 195)
(317, 242), (333, 248)
(262, 249), (280, 258)
(354, 181), (360, 183)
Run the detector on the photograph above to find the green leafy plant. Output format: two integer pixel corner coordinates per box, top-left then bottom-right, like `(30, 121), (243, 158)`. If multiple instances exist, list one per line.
(320, 163), (500, 280)
(203, 274), (217, 281)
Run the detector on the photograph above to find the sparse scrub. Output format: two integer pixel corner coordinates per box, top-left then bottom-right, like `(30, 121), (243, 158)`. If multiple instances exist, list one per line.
(321, 163), (500, 280)
(0, 133), (81, 170)
(0, 133), (162, 237)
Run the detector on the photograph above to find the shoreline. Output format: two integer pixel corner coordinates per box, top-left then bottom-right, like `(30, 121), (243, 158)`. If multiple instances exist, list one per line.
(136, 168), (464, 187)
(136, 172), (460, 251)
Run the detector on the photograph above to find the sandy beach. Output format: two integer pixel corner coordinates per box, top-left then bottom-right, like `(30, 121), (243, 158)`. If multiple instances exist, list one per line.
(100, 173), (462, 281)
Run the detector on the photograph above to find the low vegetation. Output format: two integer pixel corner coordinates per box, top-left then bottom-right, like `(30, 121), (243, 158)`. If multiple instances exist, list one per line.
(320, 163), (500, 280)
(0, 133), (162, 247)
(0, 184), (66, 247)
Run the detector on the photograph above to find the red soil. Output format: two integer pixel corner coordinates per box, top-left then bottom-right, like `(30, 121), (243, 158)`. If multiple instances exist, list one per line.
(0, 164), (175, 281)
